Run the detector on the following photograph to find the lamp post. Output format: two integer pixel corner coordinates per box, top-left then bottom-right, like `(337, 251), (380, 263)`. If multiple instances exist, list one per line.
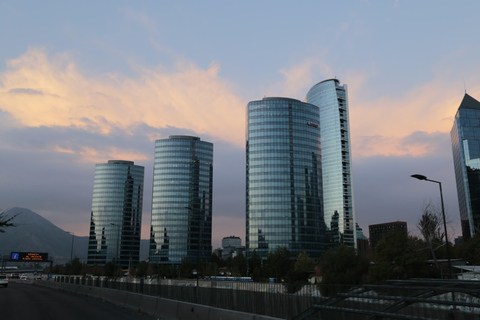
(66, 231), (75, 263)
(110, 223), (121, 267)
(411, 174), (453, 279)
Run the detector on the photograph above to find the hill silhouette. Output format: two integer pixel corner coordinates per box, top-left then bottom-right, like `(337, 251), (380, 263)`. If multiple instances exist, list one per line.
(0, 207), (149, 264)
(0, 207), (88, 263)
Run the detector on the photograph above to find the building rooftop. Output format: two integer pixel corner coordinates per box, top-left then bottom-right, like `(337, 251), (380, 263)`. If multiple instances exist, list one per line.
(458, 93), (480, 110)
(169, 135), (200, 140)
(107, 160), (134, 165)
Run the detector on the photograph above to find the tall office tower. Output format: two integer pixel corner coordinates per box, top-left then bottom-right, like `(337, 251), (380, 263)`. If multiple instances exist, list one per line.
(306, 79), (356, 248)
(246, 97), (325, 261)
(451, 93), (480, 240)
(149, 135), (213, 264)
(87, 160), (144, 268)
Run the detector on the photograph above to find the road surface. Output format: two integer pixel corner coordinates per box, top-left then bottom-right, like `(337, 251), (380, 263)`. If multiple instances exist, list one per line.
(0, 282), (152, 320)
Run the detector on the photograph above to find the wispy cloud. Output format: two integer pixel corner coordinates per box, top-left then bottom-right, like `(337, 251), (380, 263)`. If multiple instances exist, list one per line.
(0, 47), (246, 161)
(267, 55), (480, 159)
(349, 74), (480, 158)
(119, 7), (156, 33)
(271, 54), (332, 98)
(8, 88), (43, 95)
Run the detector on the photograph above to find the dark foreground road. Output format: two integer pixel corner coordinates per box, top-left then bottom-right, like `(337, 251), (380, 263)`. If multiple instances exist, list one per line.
(0, 282), (152, 320)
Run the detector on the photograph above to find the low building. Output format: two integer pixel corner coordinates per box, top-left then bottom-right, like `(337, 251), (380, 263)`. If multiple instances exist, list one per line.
(369, 221), (407, 249)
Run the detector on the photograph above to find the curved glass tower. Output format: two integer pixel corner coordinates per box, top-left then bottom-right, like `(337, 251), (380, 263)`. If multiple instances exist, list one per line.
(87, 160), (144, 268)
(451, 93), (480, 240)
(149, 135), (213, 264)
(306, 79), (356, 248)
(246, 97), (324, 260)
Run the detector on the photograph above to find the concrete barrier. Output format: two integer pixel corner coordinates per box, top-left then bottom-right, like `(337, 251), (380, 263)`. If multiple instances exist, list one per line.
(138, 295), (158, 317)
(36, 280), (281, 320)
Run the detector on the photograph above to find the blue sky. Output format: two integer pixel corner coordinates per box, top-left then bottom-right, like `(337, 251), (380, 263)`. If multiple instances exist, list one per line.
(1, 1), (479, 250)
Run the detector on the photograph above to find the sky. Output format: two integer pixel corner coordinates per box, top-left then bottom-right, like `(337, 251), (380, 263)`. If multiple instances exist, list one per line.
(1, 1), (480, 250)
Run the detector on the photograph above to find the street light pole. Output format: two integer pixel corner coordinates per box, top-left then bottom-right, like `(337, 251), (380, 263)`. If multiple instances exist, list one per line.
(411, 174), (453, 279)
(66, 231), (75, 263)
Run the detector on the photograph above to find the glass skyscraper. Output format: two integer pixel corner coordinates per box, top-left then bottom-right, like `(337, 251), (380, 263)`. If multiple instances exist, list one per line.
(149, 135), (213, 264)
(87, 160), (144, 268)
(451, 93), (480, 240)
(306, 79), (356, 247)
(246, 97), (325, 260)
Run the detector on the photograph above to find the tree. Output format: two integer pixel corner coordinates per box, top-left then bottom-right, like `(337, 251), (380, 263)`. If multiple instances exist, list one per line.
(456, 234), (480, 265)
(104, 261), (116, 277)
(66, 257), (83, 275)
(295, 251), (316, 273)
(283, 252), (316, 294)
(368, 232), (430, 283)
(231, 253), (248, 276)
(0, 210), (18, 233)
(264, 246), (293, 280)
(417, 202), (444, 268)
(248, 250), (262, 279)
(318, 245), (369, 297)
(179, 258), (194, 278)
(136, 261), (149, 277)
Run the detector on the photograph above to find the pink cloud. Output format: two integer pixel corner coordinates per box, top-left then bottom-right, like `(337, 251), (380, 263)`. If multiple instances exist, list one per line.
(0, 48), (246, 161)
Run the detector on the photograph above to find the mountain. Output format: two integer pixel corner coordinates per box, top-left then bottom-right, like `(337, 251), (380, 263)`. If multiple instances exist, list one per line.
(0, 207), (88, 263)
(0, 207), (150, 264)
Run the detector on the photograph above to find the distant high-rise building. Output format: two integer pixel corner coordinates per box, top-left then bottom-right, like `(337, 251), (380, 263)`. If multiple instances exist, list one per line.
(306, 79), (356, 247)
(87, 160), (144, 267)
(451, 93), (480, 240)
(369, 221), (407, 249)
(221, 236), (243, 260)
(149, 135), (213, 264)
(246, 97), (325, 261)
(222, 236), (242, 249)
(356, 223), (369, 255)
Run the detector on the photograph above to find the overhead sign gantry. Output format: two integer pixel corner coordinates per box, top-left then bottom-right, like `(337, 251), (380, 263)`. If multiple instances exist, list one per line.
(1, 252), (53, 273)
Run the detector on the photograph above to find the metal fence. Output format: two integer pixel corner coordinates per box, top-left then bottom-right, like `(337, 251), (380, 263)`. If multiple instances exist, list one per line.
(53, 276), (480, 319)
(54, 276), (324, 319)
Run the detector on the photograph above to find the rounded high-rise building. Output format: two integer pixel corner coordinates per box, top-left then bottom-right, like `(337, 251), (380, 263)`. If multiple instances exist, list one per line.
(150, 135), (213, 264)
(87, 160), (144, 268)
(246, 97), (324, 260)
(306, 79), (356, 248)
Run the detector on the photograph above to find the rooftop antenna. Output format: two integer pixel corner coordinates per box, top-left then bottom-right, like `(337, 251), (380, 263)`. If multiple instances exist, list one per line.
(464, 81), (467, 94)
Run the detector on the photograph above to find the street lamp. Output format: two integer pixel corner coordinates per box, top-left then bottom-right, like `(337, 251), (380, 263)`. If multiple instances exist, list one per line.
(411, 174), (453, 279)
(66, 231), (75, 263)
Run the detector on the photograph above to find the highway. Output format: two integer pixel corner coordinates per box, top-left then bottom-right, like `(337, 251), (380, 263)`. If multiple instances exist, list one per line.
(0, 282), (152, 320)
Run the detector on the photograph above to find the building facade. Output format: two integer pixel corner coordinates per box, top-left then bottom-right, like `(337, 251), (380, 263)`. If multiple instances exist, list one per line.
(87, 160), (144, 268)
(149, 135), (213, 264)
(305, 79), (356, 248)
(368, 221), (407, 249)
(222, 236), (242, 249)
(451, 93), (480, 240)
(246, 97), (325, 260)
(221, 236), (243, 260)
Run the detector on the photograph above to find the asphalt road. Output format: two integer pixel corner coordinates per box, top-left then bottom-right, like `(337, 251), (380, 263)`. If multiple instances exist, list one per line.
(0, 282), (153, 320)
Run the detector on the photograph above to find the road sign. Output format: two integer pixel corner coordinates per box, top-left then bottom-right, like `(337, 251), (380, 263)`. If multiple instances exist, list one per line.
(10, 252), (48, 261)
